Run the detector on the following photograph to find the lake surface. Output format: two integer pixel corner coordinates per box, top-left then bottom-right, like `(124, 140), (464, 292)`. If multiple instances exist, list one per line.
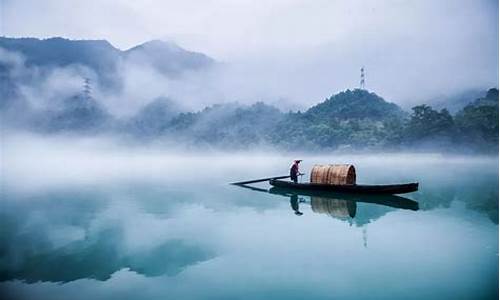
(1, 141), (498, 300)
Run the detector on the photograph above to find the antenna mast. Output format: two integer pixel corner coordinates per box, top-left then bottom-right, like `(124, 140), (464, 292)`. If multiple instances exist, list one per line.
(360, 67), (365, 90)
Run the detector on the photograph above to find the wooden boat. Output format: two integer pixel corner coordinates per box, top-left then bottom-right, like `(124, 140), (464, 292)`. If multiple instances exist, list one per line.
(269, 179), (418, 195)
(232, 164), (419, 196)
(233, 182), (419, 211)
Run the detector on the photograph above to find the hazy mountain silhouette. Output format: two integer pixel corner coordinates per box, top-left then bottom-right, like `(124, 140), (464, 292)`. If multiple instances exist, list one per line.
(0, 37), (215, 88)
(124, 39), (214, 76)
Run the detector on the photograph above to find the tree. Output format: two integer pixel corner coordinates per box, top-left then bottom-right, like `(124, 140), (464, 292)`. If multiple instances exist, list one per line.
(405, 105), (455, 143)
(455, 98), (498, 151)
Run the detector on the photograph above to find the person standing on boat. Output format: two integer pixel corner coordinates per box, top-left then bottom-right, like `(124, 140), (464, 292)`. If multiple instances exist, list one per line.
(290, 160), (302, 183)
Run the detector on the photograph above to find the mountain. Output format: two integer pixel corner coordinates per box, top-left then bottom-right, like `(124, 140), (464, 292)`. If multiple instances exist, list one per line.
(0, 37), (120, 70)
(468, 88), (499, 107)
(165, 102), (284, 147)
(0, 37), (120, 88)
(0, 37), (215, 88)
(126, 97), (182, 136)
(306, 89), (406, 122)
(34, 91), (112, 133)
(0, 37), (216, 130)
(454, 88), (499, 150)
(124, 40), (214, 76)
(426, 89), (485, 113)
(270, 89), (407, 150)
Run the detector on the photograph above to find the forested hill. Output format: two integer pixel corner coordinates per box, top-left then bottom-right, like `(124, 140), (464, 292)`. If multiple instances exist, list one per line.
(126, 89), (412, 149)
(0, 37), (497, 152)
(128, 88), (499, 152)
(306, 89), (405, 121)
(3, 81), (497, 152)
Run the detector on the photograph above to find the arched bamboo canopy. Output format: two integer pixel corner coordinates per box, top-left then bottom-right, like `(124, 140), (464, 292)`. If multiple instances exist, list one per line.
(310, 164), (356, 185)
(311, 197), (357, 218)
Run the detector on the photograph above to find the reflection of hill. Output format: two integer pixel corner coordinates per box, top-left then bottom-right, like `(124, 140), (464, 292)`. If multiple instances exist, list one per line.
(311, 199), (406, 227)
(348, 203), (398, 226)
(465, 192), (498, 224)
(0, 189), (214, 284)
(0, 225), (213, 283)
(412, 177), (499, 224)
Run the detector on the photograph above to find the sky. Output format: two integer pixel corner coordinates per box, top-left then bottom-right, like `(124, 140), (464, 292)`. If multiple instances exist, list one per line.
(1, 0), (499, 108)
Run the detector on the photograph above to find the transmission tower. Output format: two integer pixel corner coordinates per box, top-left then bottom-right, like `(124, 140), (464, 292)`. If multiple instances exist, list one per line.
(360, 67), (365, 90)
(83, 77), (92, 101)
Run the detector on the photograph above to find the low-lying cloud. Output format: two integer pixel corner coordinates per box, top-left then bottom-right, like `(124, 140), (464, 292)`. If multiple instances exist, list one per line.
(2, 0), (498, 111)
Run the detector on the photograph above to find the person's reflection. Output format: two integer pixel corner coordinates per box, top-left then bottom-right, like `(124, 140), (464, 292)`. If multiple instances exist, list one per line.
(290, 194), (305, 216)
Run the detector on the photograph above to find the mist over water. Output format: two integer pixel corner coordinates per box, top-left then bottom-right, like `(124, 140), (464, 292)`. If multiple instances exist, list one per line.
(1, 133), (498, 299)
(2, 133), (496, 191)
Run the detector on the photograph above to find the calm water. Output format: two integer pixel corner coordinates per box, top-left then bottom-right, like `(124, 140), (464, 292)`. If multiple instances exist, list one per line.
(0, 146), (498, 300)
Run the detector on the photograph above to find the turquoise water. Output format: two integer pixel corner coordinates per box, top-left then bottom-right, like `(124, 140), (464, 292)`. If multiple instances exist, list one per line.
(0, 150), (498, 300)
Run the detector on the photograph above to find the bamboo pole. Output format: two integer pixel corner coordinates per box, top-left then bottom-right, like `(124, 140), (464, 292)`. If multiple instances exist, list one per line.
(230, 175), (291, 185)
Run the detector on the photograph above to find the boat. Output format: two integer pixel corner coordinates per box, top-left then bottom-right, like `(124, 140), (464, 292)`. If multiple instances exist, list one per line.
(269, 179), (418, 195)
(232, 164), (419, 196)
(233, 182), (419, 211)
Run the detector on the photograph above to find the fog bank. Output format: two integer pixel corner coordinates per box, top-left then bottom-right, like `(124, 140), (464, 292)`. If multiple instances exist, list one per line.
(2, 133), (497, 193)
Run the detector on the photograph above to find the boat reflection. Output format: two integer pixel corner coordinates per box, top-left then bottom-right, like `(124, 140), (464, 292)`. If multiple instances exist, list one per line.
(235, 184), (419, 221)
(310, 196), (357, 219)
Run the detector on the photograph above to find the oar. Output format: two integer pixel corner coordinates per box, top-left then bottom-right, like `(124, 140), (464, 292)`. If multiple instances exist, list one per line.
(230, 175), (290, 185)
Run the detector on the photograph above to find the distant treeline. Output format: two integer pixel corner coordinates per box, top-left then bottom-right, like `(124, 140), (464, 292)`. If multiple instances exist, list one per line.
(3, 86), (498, 153)
(126, 88), (498, 153)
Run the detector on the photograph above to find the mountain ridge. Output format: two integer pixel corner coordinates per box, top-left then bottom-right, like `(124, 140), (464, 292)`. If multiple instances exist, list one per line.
(0, 36), (215, 81)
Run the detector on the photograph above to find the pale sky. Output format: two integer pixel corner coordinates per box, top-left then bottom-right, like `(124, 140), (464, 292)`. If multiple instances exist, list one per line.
(1, 0), (499, 107)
